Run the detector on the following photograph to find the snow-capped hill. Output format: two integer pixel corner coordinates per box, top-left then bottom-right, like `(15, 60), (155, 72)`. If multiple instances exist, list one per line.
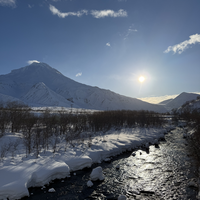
(21, 82), (74, 107)
(165, 92), (200, 110)
(0, 62), (167, 112)
(10, 62), (60, 75)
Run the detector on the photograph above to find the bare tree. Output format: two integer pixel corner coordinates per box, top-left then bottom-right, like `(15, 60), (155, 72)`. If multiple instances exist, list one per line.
(22, 113), (38, 155)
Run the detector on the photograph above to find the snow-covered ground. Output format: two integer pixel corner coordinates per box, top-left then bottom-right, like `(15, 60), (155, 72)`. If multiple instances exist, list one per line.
(31, 106), (98, 115)
(0, 125), (174, 200)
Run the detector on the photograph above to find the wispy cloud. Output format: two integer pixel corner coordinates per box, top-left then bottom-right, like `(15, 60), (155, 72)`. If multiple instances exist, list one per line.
(124, 24), (137, 40)
(0, 0), (16, 7)
(28, 4), (34, 8)
(139, 94), (179, 104)
(49, 4), (88, 18)
(106, 42), (111, 47)
(164, 33), (200, 54)
(27, 60), (40, 65)
(76, 72), (82, 77)
(91, 9), (127, 18)
(49, 5), (127, 19)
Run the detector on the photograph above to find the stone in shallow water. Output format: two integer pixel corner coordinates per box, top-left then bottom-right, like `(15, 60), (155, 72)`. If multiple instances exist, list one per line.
(188, 181), (198, 188)
(116, 165), (120, 170)
(104, 158), (111, 162)
(118, 194), (127, 200)
(87, 180), (93, 187)
(48, 188), (56, 193)
(129, 189), (140, 195)
(132, 152), (136, 156)
(140, 190), (155, 195)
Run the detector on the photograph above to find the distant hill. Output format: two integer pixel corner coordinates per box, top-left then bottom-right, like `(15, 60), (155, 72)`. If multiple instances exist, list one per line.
(164, 92), (200, 110)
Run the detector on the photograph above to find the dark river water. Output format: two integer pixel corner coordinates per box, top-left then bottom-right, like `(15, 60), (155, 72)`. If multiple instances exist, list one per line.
(22, 127), (200, 200)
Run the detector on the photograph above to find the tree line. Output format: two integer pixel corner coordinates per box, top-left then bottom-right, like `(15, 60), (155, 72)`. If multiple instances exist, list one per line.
(179, 109), (200, 149)
(0, 101), (165, 157)
(175, 95), (200, 151)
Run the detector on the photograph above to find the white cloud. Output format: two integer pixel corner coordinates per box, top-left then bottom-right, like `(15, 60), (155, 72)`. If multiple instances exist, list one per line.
(106, 42), (111, 47)
(49, 4), (88, 18)
(164, 33), (200, 54)
(0, 0), (16, 7)
(49, 5), (127, 19)
(27, 60), (40, 65)
(140, 92), (200, 104)
(91, 9), (127, 18)
(76, 72), (82, 77)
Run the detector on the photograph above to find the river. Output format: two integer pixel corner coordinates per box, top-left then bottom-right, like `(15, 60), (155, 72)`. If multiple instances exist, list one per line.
(22, 127), (200, 200)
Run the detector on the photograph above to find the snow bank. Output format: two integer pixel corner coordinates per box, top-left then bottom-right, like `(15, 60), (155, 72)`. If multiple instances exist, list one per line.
(64, 156), (92, 171)
(0, 159), (70, 200)
(27, 160), (70, 187)
(0, 126), (171, 199)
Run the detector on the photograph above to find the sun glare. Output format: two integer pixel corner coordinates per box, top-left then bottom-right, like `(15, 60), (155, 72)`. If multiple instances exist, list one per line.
(139, 76), (145, 83)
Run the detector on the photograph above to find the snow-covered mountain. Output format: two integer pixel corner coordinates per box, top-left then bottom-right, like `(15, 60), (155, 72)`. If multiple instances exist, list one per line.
(164, 92), (200, 110)
(0, 62), (167, 112)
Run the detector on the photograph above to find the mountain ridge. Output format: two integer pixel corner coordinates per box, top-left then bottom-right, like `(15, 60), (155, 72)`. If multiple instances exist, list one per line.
(0, 62), (167, 112)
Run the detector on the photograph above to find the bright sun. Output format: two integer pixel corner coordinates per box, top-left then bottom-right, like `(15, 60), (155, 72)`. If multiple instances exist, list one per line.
(139, 76), (145, 83)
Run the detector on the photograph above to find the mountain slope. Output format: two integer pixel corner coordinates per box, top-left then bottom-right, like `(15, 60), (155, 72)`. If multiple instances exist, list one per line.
(0, 62), (167, 112)
(21, 82), (75, 107)
(158, 98), (173, 105)
(165, 92), (200, 110)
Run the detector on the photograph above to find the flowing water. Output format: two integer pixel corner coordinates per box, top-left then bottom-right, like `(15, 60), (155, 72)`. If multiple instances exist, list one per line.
(22, 127), (200, 200)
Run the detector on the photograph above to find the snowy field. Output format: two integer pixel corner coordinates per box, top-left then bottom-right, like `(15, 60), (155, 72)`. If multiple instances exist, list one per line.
(0, 124), (174, 200)
(31, 107), (99, 114)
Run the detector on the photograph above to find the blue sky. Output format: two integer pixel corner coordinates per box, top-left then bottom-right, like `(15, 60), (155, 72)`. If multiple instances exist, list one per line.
(1, 0), (200, 103)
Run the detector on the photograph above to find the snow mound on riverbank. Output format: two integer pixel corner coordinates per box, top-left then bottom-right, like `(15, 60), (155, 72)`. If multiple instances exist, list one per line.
(90, 166), (105, 181)
(0, 126), (172, 199)
(0, 159), (70, 200)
